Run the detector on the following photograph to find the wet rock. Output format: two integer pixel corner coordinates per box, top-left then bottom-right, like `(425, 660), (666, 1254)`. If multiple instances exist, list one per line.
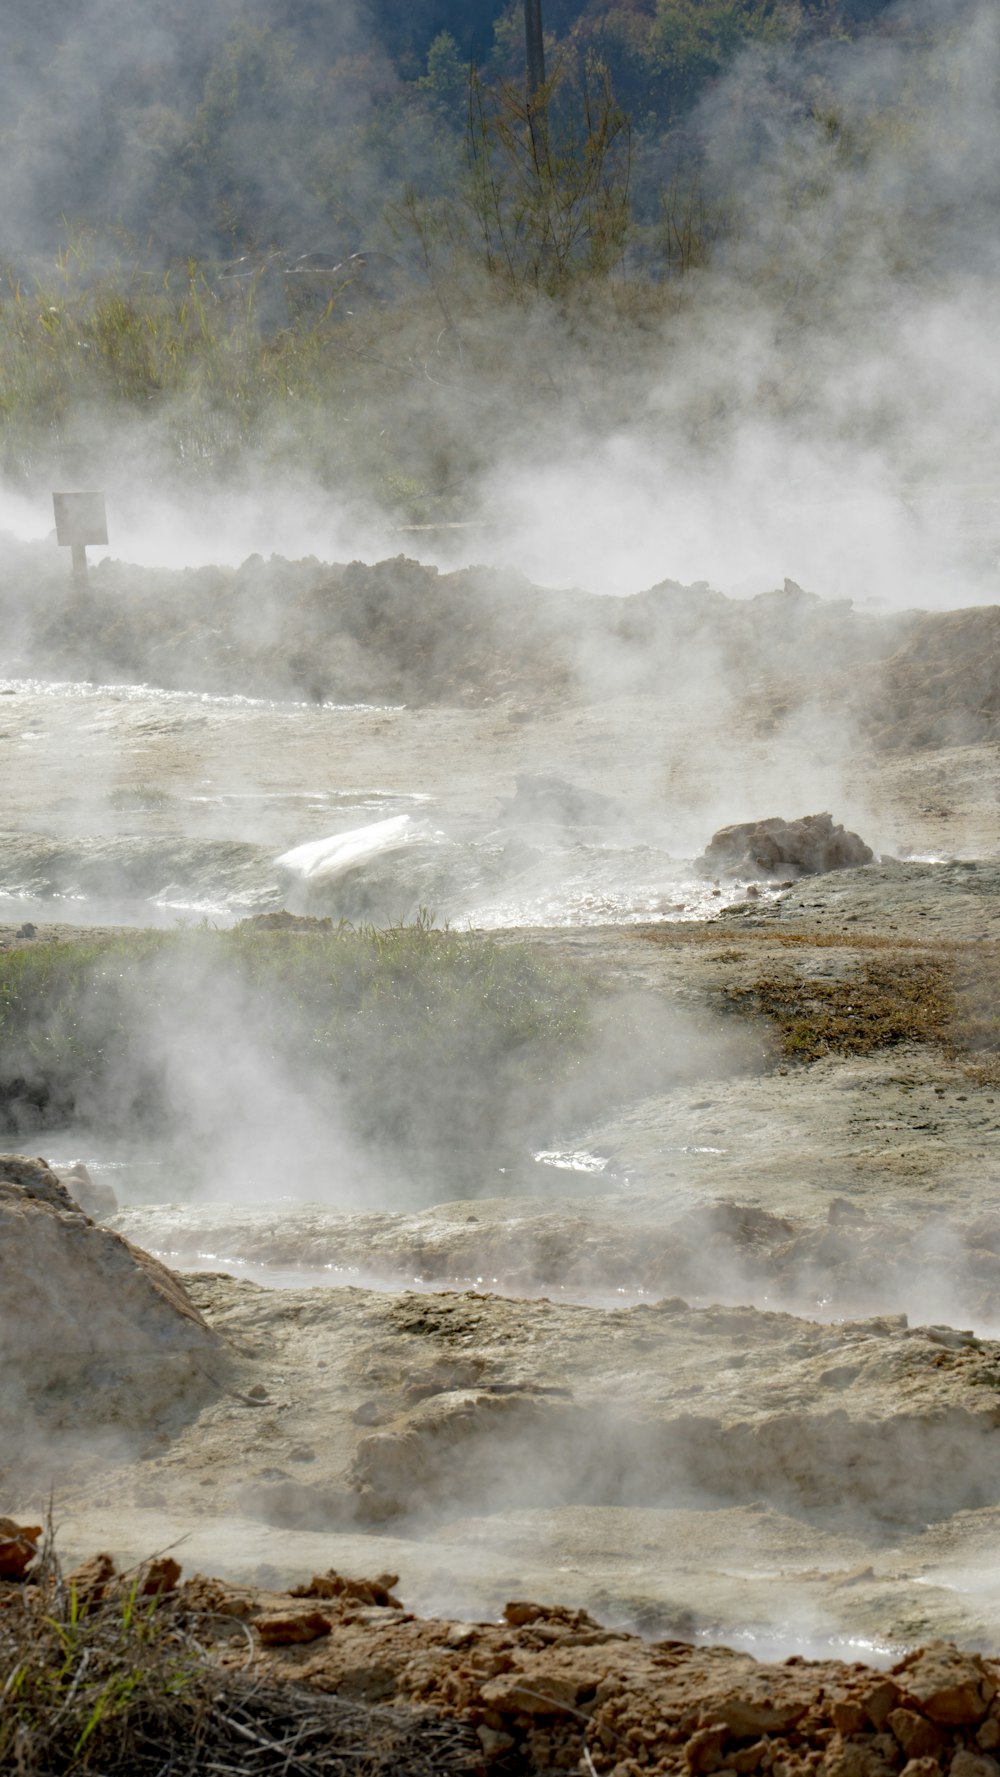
(697, 813), (874, 879)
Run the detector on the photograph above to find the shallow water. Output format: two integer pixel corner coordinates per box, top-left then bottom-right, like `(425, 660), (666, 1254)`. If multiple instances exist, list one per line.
(0, 674), (790, 928)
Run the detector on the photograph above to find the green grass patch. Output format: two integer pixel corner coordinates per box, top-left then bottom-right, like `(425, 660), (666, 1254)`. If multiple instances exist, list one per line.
(0, 921), (593, 1163)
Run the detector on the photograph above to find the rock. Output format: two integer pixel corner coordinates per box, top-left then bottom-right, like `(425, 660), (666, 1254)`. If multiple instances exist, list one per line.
(0, 1516), (41, 1578)
(477, 1724), (516, 1758)
(236, 1478), (357, 1531)
(65, 1552), (117, 1605)
(686, 1724), (730, 1772)
(950, 1757), (1000, 1777)
(289, 1569), (402, 1608)
(895, 1646), (997, 1725)
(56, 1160), (118, 1220)
(252, 1608), (331, 1646)
(135, 1556), (182, 1597)
(864, 1681), (905, 1730)
(697, 813), (874, 879)
(0, 1155), (221, 1465)
(0, 1155), (216, 1361)
(498, 772), (624, 830)
(479, 1670), (596, 1716)
(889, 1709), (947, 1759)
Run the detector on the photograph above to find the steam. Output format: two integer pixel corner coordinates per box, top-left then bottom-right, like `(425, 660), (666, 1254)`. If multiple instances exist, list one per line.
(1, 1), (998, 607)
(4, 0), (1000, 1669)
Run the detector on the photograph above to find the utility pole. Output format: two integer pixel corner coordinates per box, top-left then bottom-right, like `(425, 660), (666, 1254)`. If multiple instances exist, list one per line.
(524, 0), (545, 106)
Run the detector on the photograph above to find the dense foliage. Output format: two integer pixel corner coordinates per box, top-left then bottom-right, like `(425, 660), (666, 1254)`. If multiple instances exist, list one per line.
(0, 0), (983, 527)
(0, 0), (899, 268)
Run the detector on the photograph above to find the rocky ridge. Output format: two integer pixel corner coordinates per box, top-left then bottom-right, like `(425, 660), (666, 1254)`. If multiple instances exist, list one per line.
(3, 533), (1000, 752)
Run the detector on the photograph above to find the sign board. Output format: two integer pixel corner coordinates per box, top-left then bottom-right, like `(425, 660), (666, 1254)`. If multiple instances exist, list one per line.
(53, 491), (108, 548)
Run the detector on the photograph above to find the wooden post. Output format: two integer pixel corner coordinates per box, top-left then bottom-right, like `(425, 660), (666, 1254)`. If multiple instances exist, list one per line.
(71, 541), (88, 592)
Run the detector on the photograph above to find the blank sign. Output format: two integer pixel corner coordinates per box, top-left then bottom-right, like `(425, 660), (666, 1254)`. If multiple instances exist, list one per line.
(53, 491), (108, 547)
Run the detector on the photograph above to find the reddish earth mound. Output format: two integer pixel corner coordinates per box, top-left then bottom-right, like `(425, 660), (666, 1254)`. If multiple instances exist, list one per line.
(6, 1544), (999, 1777)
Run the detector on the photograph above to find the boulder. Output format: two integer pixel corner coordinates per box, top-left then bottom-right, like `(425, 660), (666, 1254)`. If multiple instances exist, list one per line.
(0, 1155), (221, 1458)
(697, 812), (874, 879)
(498, 773), (624, 830)
(0, 1155), (216, 1360)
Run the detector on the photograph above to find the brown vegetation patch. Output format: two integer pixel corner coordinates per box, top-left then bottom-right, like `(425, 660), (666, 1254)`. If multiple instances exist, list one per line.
(0, 1555), (478, 1776)
(717, 941), (1000, 1080)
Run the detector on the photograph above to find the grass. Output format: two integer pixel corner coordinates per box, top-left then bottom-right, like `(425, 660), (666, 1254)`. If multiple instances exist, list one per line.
(0, 1545), (202, 1776)
(0, 921), (594, 1161)
(723, 953), (954, 1062)
(0, 1544), (478, 1775)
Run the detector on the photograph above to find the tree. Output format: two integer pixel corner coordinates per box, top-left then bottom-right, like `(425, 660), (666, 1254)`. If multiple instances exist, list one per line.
(468, 56), (631, 295)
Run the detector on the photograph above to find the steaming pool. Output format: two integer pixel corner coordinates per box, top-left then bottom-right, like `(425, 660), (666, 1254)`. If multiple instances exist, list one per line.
(9, 659), (1000, 1664)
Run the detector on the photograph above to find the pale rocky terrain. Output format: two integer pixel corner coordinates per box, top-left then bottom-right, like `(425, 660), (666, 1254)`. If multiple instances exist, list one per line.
(5, 560), (1000, 1768)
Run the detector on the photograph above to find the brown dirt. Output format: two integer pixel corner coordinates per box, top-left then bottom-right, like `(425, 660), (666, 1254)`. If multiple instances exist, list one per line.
(5, 534), (1000, 753)
(9, 1551), (1000, 1777)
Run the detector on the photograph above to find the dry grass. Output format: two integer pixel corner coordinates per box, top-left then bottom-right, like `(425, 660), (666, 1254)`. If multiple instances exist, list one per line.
(706, 937), (1000, 1082)
(723, 953), (954, 1062)
(0, 1551), (479, 1776)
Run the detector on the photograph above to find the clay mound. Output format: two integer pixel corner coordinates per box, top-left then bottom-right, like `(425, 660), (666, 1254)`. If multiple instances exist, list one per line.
(0, 1155), (216, 1360)
(698, 812), (874, 879)
(0, 1156), (222, 1461)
